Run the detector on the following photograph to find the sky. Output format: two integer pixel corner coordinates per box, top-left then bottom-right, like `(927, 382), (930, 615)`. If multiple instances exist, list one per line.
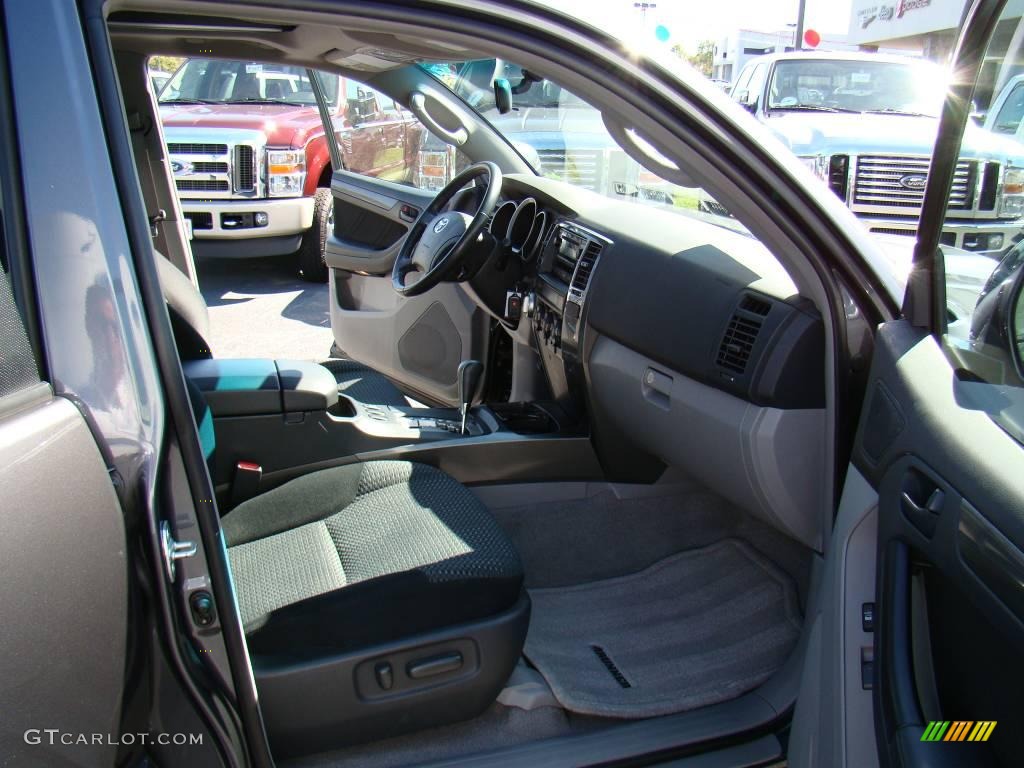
(541, 0), (854, 52)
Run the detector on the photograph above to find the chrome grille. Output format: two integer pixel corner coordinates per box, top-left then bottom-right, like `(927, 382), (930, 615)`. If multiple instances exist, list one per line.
(537, 149), (603, 191)
(190, 162), (228, 173)
(868, 226), (916, 237)
(176, 179), (230, 192)
(852, 155), (975, 213)
(167, 133), (262, 199)
(233, 145), (256, 193)
(168, 142), (228, 155)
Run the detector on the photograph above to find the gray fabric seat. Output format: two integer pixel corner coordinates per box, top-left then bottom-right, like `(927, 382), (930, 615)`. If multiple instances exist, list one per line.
(154, 253), (408, 407)
(222, 460), (525, 656)
(184, 377), (528, 754)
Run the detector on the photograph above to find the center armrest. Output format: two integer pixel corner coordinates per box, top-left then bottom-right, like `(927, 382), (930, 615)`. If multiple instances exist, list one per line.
(183, 358), (338, 417)
(275, 360), (339, 413)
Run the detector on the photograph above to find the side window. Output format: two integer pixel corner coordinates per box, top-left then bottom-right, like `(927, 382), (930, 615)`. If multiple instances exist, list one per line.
(343, 78), (377, 123)
(936, 7), (1024, 444)
(336, 74), (468, 191)
(746, 64), (767, 107)
(731, 65), (755, 100)
(990, 82), (1024, 136)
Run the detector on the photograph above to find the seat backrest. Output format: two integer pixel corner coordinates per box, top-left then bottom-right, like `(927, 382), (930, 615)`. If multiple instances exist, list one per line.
(154, 252), (213, 360)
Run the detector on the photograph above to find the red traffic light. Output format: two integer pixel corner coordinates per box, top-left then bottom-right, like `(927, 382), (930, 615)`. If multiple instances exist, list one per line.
(804, 29), (821, 48)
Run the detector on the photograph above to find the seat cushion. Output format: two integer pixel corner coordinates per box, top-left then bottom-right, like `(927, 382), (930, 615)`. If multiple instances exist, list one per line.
(223, 461), (523, 658)
(319, 358), (411, 408)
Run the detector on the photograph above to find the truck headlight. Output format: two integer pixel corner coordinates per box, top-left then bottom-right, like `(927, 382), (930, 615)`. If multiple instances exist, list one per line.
(1000, 166), (1024, 217)
(414, 148), (455, 192)
(267, 149), (306, 197)
(799, 155), (830, 184)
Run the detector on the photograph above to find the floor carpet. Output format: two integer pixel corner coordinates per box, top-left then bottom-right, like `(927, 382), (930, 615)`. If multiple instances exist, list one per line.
(523, 539), (802, 718)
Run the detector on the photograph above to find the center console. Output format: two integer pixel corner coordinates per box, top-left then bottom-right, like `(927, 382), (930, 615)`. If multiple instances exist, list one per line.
(183, 358), (601, 505)
(530, 220), (610, 413)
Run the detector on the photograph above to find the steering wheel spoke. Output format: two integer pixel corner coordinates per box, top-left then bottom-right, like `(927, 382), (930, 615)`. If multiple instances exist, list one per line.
(391, 162), (502, 297)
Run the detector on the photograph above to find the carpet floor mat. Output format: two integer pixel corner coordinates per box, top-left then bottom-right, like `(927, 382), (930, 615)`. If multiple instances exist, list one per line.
(523, 539), (802, 718)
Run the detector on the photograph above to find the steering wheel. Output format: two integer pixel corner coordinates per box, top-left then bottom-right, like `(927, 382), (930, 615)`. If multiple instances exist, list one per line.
(392, 161), (502, 296)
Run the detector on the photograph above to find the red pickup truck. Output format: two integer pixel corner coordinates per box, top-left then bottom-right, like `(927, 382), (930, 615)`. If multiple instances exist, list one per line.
(159, 59), (427, 281)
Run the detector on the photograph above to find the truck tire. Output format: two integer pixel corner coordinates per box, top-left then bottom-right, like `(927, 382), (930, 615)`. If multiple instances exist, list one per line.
(298, 188), (332, 283)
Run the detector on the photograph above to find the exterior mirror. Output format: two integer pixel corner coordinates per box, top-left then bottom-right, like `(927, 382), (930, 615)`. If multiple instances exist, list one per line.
(970, 247), (1024, 385)
(494, 77), (512, 114)
(735, 89), (755, 112)
(1011, 265), (1024, 381)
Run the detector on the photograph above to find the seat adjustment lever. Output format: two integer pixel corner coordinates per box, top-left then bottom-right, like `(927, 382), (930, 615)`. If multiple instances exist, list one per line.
(407, 652), (463, 680)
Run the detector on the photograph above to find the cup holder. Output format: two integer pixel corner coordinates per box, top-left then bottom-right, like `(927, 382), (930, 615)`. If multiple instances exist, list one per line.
(490, 402), (558, 434)
(328, 395), (357, 419)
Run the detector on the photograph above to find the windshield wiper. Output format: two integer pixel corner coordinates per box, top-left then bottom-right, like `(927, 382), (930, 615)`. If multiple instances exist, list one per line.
(159, 98), (221, 105)
(770, 104), (861, 113)
(863, 108), (934, 117)
(223, 98), (307, 107)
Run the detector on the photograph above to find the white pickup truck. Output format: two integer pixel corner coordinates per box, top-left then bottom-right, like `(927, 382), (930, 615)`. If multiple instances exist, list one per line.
(727, 51), (1024, 255)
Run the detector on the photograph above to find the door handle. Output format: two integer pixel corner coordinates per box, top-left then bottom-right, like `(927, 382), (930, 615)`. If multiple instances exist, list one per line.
(900, 488), (944, 517)
(641, 367), (671, 411)
(900, 476), (945, 539)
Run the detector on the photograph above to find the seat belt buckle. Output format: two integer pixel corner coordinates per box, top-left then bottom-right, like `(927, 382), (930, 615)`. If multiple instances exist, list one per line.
(231, 461), (262, 507)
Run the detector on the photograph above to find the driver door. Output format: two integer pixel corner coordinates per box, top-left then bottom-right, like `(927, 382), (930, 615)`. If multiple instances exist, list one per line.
(791, 2), (1024, 766)
(314, 71), (484, 407)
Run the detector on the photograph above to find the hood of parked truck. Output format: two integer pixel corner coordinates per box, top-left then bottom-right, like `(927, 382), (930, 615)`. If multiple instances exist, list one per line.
(159, 103), (322, 148)
(765, 111), (1024, 162)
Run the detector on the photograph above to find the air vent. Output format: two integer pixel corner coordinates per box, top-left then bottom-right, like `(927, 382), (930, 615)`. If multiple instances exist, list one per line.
(717, 312), (763, 374)
(739, 294), (771, 316)
(569, 240), (602, 300)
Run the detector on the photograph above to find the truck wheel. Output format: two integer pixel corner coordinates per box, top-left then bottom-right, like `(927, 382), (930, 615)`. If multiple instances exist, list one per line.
(298, 188), (332, 283)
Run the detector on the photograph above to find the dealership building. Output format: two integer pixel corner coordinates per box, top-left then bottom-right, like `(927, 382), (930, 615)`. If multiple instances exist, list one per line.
(847, 0), (965, 59)
(711, 29), (857, 83)
(848, 0), (1024, 108)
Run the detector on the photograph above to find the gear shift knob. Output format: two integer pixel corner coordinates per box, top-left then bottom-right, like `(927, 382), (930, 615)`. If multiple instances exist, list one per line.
(457, 359), (484, 435)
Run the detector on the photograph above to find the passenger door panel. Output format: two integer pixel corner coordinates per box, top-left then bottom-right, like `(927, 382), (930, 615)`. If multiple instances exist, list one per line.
(856, 320), (1024, 767)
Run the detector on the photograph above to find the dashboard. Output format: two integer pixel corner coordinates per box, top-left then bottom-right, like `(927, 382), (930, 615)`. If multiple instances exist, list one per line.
(477, 176), (824, 411)
(469, 173), (828, 551)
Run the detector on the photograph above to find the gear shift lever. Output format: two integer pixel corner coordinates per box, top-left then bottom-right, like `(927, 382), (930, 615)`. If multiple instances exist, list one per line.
(457, 359), (484, 435)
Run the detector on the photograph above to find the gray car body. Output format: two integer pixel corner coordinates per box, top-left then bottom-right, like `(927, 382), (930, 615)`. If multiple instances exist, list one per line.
(3, 2), (1019, 768)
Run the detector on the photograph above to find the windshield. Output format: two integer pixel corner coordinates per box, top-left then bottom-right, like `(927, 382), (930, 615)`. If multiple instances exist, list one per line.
(159, 59), (338, 106)
(767, 59), (946, 116)
(418, 60), (742, 228)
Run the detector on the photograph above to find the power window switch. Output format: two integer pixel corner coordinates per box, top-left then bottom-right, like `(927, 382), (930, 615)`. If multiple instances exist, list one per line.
(861, 646), (874, 690)
(862, 602), (875, 633)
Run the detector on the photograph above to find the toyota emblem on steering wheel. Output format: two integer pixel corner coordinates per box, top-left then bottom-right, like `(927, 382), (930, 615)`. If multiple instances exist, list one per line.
(433, 217), (450, 234)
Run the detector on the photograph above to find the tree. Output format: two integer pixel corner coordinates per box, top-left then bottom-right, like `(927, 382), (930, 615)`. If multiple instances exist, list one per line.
(148, 55), (185, 74)
(686, 40), (715, 78)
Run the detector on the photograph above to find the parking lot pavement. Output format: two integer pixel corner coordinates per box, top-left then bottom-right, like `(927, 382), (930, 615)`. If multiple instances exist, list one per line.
(195, 255), (334, 362)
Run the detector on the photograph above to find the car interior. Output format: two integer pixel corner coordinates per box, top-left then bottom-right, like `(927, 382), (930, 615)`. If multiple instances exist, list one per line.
(108, 7), (838, 767)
